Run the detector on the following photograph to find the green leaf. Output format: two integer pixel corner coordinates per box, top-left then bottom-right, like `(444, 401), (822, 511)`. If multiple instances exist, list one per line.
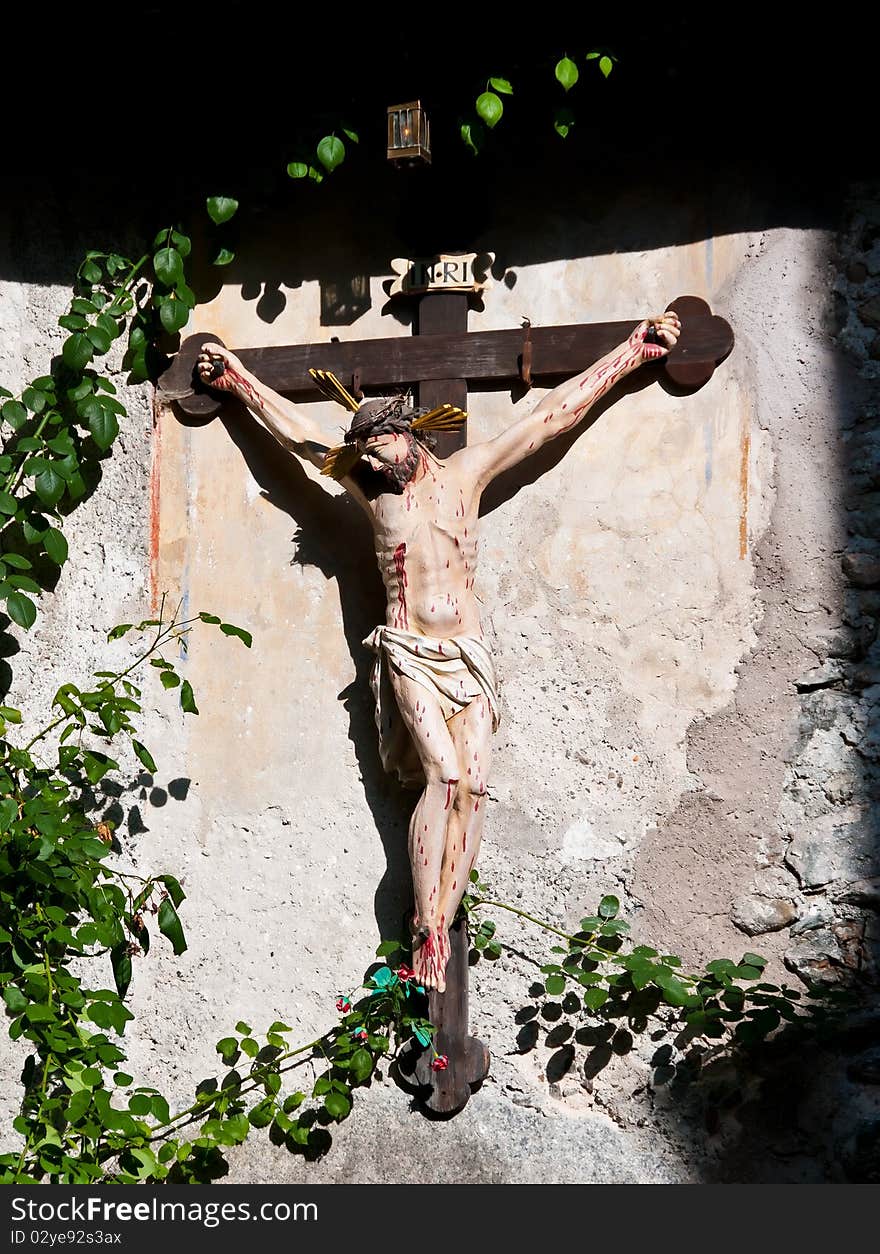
(475, 91), (503, 128)
(180, 680), (199, 714)
(82, 260), (102, 283)
(342, 128), (359, 143)
(461, 123), (480, 155)
(489, 76), (514, 95)
(6, 590), (37, 629)
(220, 622), (252, 647)
(583, 988), (608, 1011)
(586, 50), (600, 59)
(132, 740), (157, 774)
(0, 704), (21, 722)
(741, 953), (767, 968)
(316, 135), (345, 173)
(350, 1048), (373, 1083)
(599, 55), (613, 78)
(554, 106), (576, 139)
(287, 162), (310, 179)
(86, 325), (112, 354)
(0, 492), (19, 515)
(89, 409), (119, 451)
(158, 898), (186, 956)
(212, 248), (235, 267)
(67, 1089), (92, 1123)
(161, 670), (181, 689)
(248, 1098), (275, 1128)
(733, 964), (763, 981)
(236, 1020), (253, 1035)
(324, 1091), (351, 1120)
(206, 196), (239, 225)
(62, 334), (93, 370)
(44, 528), (69, 565)
(35, 467), (65, 507)
(216, 1037), (238, 1063)
(22, 386), (47, 413)
(240, 1037), (258, 1058)
(555, 57), (579, 91)
(3, 985), (28, 1013)
(111, 944), (132, 998)
(544, 974), (565, 996)
(598, 895), (620, 919)
(199, 611), (221, 624)
(107, 623), (133, 640)
(1, 400), (27, 429)
(153, 247), (183, 286)
(158, 875), (186, 907)
(159, 298), (189, 334)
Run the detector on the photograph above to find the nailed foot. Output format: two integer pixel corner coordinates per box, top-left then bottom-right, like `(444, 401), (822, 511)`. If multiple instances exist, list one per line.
(411, 922), (450, 993)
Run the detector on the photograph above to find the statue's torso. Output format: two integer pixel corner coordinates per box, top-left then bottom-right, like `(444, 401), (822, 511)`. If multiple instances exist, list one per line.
(370, 457), (481, 638)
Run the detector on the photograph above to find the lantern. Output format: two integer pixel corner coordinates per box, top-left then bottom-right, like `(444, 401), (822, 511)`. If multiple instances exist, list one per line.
(387, 101), (431, 165)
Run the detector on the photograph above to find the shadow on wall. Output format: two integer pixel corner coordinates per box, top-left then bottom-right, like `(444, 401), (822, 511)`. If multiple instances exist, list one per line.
(215, 402), (415, 941)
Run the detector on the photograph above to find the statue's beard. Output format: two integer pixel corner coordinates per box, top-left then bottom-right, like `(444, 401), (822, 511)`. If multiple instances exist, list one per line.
(373, 436), (421, 494)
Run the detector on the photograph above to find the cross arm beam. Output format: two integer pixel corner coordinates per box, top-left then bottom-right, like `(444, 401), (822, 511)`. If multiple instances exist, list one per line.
(159, 296), (732, 419)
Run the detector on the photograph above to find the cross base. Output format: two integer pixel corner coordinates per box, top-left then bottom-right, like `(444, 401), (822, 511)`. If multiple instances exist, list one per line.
(397, 917), (489, 1116)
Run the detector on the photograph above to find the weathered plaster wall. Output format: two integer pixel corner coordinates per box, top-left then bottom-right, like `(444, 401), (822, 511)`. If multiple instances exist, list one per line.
(2, 175), (877, 1182)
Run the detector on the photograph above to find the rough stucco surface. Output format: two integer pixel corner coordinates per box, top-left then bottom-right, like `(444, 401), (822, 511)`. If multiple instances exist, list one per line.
(2, 178), (878, 1183)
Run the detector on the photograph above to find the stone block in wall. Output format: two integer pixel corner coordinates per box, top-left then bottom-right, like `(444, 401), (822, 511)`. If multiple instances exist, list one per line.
(731, 894), (797, 935)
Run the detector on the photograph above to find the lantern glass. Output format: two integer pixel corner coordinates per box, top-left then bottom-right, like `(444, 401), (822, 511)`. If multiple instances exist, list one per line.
(387, 101), (431, 164)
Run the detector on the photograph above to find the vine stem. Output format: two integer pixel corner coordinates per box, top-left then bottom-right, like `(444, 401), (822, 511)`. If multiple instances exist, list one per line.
(145, 1034), (338, 1143)
(470, 898), (588, 946)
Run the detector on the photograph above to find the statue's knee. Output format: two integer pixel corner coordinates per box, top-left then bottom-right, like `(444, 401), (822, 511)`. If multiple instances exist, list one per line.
(425, 767), (460, 790)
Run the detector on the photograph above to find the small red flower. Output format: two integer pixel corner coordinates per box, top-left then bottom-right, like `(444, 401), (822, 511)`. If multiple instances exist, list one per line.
(396, 965), (416, 982)
(431, 1054), (449, 1072)
(335, 997), (351, 1013)
(351, 1028), (368, 1042)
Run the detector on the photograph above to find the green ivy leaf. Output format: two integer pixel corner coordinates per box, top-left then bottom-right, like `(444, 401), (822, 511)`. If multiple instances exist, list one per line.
(216, 1037), (238, 1063)
(544, 974), (565, 996)
(342, 128), (359, 143)
(206, 196), (239, 225)
(475, 91), (503, 128)
(158, 898), (186, 956)
(316, 135), (345, 173)
(160, 670), (181, 689)
(180, 680), (199, 715)
(212, 249), (235, 267)
(248, 1098), (275, 1128)
(489, 76), (514, 95)
(0, 491), (18, 516)
(599, 56), (613, 78)
(555, 57), (579, 91)
(287, 162), (309, 179)
(6, 590), (37, 629)
(153, 248), (183, 287)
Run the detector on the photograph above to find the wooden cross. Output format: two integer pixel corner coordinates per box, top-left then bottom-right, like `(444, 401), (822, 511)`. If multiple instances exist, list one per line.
(159, 284), (733, 1116)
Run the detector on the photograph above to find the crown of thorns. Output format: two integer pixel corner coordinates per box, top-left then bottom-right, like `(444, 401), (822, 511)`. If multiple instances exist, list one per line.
(308, 369), (466, 480)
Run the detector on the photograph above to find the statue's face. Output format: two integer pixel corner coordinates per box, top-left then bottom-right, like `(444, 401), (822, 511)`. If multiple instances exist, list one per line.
(358, 431), (415, 473)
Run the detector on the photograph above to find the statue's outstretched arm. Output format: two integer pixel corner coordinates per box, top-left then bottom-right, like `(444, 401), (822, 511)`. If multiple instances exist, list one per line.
(464, 311), (680, 488)
(196, 344), (334, 470)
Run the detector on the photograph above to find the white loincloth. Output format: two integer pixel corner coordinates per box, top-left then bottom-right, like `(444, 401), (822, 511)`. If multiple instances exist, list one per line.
(363, 625), (501, 788)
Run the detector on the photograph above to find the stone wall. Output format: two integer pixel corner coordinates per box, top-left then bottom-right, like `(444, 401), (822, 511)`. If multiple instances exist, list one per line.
(1, 171), (877, 1182)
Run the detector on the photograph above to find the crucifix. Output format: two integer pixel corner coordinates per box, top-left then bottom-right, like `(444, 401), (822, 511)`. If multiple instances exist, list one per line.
(159, 264), (733, 1115)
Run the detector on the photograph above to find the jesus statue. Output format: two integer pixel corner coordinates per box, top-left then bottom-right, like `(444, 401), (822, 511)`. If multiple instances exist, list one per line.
(196, 309), (681, 991)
